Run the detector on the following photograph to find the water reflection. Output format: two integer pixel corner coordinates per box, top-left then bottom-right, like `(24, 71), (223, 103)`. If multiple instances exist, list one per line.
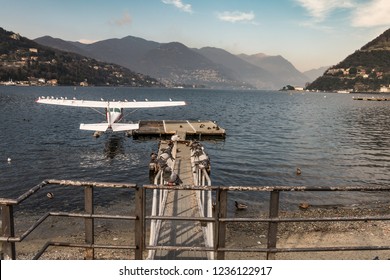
(104, 135), (125, 159)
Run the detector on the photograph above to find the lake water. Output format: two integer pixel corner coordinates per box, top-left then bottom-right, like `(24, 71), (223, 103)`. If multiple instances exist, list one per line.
(1, 86), (390, 212)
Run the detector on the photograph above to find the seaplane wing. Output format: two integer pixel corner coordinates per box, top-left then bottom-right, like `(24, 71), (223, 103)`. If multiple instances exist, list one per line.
(36, 98), (109, 108)
(36, 97), (186, 135)
(36, 98), (186, 108)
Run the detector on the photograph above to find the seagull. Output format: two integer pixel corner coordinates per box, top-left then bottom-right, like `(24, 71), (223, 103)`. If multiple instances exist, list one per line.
(169, 98), (172, 101)
(171, 134), (180, 141)
(145, 98), (149, 101)
(235, 201), (248, 210)
(296, 168), (302, 175)
(100, 98), (104, 101)
(133, 99), (137, 102)
(7, 157), (11, 163)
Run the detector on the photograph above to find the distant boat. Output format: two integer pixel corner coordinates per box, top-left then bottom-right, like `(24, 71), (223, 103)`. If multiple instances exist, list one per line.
(336, 90), (350, 94)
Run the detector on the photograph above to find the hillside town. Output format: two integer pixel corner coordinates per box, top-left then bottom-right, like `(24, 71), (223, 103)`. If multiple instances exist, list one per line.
(0, 30), (162, 87)
(324, 67), (390, 93)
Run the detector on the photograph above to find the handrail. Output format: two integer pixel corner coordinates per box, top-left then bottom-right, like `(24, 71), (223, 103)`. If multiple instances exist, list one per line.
(194, 167), (214, 259)
(146, 140), (178, 259)
(0, 180), (139, 260)
(189, 141), (214, 259)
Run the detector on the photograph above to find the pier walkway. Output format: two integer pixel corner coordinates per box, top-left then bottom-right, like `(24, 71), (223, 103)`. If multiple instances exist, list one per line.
(147, 139), (213, 260)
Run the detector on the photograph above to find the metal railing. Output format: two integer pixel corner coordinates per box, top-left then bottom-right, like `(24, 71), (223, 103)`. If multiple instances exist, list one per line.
(191, 152), (214, 259)
(1, 182), (390, 260)
(142, 184), (390, 260)
(146, 140), (178, 259)
(0, 179), (142, 260)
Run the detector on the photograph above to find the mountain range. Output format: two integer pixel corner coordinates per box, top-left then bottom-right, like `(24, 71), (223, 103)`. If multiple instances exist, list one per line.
(5, 25), (388, 91)
(35, 35), (312, 89)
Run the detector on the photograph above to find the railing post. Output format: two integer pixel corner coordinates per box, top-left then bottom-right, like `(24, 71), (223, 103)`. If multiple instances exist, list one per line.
(1, 205), (16, 260)
(267, 190), (280, 260)
(135, 186), (144, 260)
(84, 186), (94, 260)
(215, 188), (227, 260)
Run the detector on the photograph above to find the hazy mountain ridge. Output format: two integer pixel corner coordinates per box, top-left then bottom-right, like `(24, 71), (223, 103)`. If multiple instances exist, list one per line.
(303, 66), (329, 82)
(195, 47), (279, 89)
(238, 53), (309, 87)
(35, 34), (314, 89)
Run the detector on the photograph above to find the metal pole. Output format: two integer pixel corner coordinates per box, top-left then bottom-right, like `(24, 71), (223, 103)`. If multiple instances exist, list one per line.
(135, 186), (144, 259)
(216, 188), (227, 260)
(84, 186), (94, 260)
(267, 190), (280, 260)
(1, 205), (16, 260)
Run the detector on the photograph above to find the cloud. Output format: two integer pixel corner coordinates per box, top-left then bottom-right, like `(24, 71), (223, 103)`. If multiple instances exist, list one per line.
(351, 0), (390, 27)
(162, 0), (193, 13)
(78, 39), (98, 44)
(112, 11), (132, 26)
(296, 0), (390, 28)
(295, 0), (354, 22)
(217, 11), (256, 23)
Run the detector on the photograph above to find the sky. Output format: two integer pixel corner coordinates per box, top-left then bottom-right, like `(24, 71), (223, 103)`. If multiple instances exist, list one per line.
(1, 0), (390, 72)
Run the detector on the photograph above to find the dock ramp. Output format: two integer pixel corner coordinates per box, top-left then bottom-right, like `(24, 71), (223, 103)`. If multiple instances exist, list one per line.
(147, 139), (214, 259)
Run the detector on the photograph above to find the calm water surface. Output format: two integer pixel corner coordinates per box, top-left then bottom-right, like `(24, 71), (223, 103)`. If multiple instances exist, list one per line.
(1, 87), (389, 212)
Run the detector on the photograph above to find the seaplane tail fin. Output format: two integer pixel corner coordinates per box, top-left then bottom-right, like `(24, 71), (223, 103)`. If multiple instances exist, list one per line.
(80, 123), (110, 131)
(111, 123), (139, 132)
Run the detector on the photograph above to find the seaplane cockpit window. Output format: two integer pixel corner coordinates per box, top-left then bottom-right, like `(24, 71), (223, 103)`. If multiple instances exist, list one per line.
(109, 108), (121, 113)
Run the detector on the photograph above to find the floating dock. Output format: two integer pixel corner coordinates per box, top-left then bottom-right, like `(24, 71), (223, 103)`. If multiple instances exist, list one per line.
(132, 120), (225, 140)
(353, 96), (390, 101)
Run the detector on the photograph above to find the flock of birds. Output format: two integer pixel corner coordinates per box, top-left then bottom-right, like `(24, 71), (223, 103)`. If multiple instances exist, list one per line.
(189, 140), (210, 174)
(37, 96), (174, 102)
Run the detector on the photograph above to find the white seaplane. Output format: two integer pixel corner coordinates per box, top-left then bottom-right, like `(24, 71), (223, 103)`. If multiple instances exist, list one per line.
(36, 96), (186, 133)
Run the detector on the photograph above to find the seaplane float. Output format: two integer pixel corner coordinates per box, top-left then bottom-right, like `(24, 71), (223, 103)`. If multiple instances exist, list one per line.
(36, 96), (186, 137)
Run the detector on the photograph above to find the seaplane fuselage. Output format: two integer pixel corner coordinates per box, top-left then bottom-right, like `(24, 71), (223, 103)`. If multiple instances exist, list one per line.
(106, 107), (124, 128)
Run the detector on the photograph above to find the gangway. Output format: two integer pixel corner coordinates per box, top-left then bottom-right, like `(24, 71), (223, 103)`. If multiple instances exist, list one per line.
(147, 138), (214, 259)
